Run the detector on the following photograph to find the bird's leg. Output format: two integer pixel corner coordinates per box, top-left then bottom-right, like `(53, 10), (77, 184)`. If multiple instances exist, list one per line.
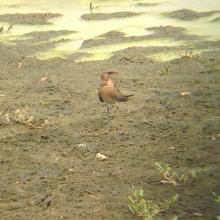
(106, 104), (110, 120)
(116, 103), (120, 115)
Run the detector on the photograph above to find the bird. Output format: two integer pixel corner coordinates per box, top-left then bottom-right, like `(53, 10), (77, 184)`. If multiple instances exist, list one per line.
(97, 71), (133, 119)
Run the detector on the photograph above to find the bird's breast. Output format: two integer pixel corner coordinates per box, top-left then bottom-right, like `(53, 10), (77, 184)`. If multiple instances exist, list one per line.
(99, 85), (116, 104)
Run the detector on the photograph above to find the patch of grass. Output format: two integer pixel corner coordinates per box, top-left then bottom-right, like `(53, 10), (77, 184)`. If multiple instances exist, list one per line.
(158, 67), (172, 76)
(180, 50), (199, 60)
(212, 192), (220, 203)
(155, 162), (189, 185)
(128, 185), (178, 220)
(89, 0), (100, 14)
(212, 193), (220, 220)
(160, 194), (179, 212)
(128, 186), (159, 220)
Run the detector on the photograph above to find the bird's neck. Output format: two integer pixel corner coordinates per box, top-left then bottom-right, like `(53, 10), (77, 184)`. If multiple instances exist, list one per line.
(101, 79), (114, 87)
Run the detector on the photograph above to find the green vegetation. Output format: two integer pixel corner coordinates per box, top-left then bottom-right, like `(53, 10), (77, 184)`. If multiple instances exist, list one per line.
(212, 192), (220, 203)
(128, 186), (159, 220)
(155, 162), (188, 185)
(212, 192), (220, 219)
(89, 0), (100, 13)
(180, 50), (199, 59)
(160, 194), (179, 212)
(158, 67), (172, 76)
(128, 185), (178, 220)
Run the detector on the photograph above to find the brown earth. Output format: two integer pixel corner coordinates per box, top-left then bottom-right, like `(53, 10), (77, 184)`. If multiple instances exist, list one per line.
(163, 9), (220, 21)
(0, 13), (62, 25)
(135, 3), (158, 7)
(80, 26), (200, 49)
(0, 11), (220, 220)
(81, 11), (141, 21)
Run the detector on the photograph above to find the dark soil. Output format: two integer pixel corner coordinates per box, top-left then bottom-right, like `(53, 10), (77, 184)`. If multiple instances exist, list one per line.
(0, 38), (70, 58)
(0, 13), (62, 25)
(0, 10), (220, 220)
(80, 26), (200, 49)
(135, 2), (158, 7)
(12, 30), (76, 44)
(164, 9), (220, 20)
(81, 11), (141, 20)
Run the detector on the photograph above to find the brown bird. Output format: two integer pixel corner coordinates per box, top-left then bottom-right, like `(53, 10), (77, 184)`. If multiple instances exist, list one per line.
(98, 71), (133, 119)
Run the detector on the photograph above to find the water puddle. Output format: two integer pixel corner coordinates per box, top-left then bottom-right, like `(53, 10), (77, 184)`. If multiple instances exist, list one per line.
(147, 48), (218, 62)
(0, 0), (219, 61)
(35, 37), (186, 61)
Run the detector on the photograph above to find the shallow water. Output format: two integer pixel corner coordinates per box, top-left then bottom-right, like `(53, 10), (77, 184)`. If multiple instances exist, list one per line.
(0, 0), (220, 61)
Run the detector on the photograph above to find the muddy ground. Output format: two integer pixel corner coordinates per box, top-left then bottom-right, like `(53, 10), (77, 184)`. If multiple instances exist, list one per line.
(0, 13), (62, 25)
(80, 26), (201, 49)
(163, 9), (220, 21)
(81, 11), (141, 20)
(0, 10), (220, 220)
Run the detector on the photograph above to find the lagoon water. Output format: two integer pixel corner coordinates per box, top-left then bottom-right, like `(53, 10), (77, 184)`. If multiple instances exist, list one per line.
(0, 0), (219, 60)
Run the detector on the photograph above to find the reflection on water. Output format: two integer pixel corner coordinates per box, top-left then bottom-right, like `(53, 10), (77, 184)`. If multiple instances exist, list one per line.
(147, 48), (218, 62)
(0, 0), (219, 61)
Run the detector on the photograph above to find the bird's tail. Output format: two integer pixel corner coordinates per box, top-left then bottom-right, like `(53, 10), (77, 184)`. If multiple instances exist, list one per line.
(116, 94), (134, 102)
(125, 94), (134, 98)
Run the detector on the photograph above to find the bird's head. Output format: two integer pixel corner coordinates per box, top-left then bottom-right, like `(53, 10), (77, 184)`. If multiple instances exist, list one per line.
(101, 71), (118, 81)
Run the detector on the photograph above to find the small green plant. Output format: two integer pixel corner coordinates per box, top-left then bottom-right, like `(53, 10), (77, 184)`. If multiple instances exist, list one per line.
(89, 0), (100, 13)
(170, 216), (178, 220)
(128, 186), (159, 220)
(155, 162), (188, 185)
(180, 50), (199, 60)
(158, 67), (172, 76)
(161, 194), (179, 212)
(212, 192), (220, 203)
(212, 193), (220, 220)
(128, 185), (178, 220)
(89, 1), (93, 13)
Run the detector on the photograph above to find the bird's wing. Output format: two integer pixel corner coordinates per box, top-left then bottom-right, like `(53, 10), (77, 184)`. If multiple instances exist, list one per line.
(115, 87), (134, 102)
(97, 89), (104, 102)
(115, 88), (129, 102)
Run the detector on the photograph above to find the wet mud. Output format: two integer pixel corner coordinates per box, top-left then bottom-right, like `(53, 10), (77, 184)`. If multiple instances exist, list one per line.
(80, 26), (200, 48)
(135, 2), (158, 7)
(12, 30), (76, 44)
(0, 7), (220, 220)
(0, 13), (62, 25)
(164, 9), (220, 20)
(81, 11), (141, 20)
